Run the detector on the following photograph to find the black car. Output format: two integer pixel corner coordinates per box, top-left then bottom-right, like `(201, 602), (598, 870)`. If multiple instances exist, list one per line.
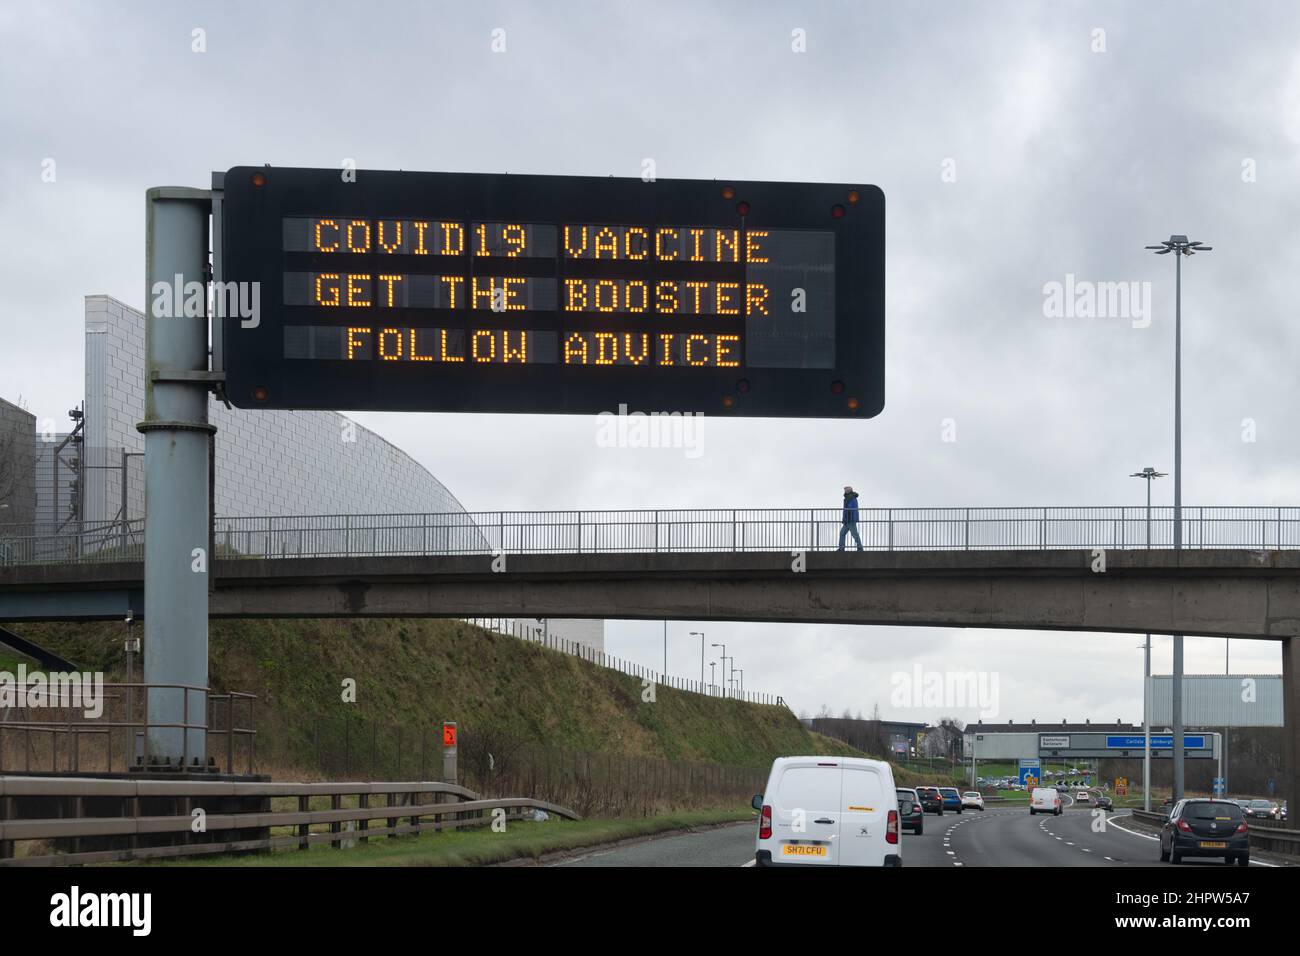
(1095, 794), (1113, 811)
(896, 788), (924, 835)
(913, 786), (945, 815)
(1159, 799), (1249, 866)
(1242, 799), (1279, 820)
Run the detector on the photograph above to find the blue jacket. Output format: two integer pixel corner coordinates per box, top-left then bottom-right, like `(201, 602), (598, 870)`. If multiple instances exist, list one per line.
(842, 492), (859, 525)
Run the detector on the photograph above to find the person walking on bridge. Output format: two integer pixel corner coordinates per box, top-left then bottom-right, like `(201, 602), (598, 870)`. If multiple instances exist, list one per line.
(838, 485), (863, 551)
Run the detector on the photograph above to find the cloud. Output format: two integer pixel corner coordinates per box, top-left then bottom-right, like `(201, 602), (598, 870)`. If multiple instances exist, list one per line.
(1, 0), (1294, 721)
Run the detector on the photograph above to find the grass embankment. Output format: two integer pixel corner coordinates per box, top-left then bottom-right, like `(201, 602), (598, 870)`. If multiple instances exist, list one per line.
(133, 808), (753, 867)
(14, 618), (863, 772)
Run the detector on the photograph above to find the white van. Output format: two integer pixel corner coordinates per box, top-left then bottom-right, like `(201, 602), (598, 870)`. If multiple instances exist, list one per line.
(752, 756), (901, 866)
(1030, 787), (1062, 815)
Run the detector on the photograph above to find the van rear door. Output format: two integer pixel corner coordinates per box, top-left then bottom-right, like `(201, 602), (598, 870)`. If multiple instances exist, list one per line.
(771, 761), (841, 865)
(839, 764), (891, 866)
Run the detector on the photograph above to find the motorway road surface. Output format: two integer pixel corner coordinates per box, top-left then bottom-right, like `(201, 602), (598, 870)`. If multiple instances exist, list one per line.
(552, 803), (1289, 867)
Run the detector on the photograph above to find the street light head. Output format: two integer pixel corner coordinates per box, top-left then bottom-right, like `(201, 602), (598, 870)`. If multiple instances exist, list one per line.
(1148, 235), (1210, 256)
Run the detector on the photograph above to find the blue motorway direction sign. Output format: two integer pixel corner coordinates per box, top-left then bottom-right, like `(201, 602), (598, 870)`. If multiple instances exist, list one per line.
(1018, 760), (1041, 788)
(1106, 735), (1206, 749)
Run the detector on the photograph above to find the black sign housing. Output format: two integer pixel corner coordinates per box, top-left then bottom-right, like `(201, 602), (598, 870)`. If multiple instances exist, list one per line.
(218, 166), (884, 417)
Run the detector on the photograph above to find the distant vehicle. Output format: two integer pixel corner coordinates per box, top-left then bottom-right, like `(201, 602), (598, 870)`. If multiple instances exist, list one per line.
(1244, 799), (1279, 820)
(753, 757), (901, 867)
(1159, 799), (1249, 866)
(897, 788), (924, 835)
(1053, 784), (1067, 793)
(961, 791), (984, 811)
(939, 787), (963, 814)
(914, 786), (945, 814)
(1095, 794), (1113, 811)
(1030, 787), (1062, 816)
(1074, 790), (1091, 804)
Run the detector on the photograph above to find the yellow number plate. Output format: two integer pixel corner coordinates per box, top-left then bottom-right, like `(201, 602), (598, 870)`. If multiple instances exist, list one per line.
(1199, 841), (1227, 849)
(782, 844), (828, 857)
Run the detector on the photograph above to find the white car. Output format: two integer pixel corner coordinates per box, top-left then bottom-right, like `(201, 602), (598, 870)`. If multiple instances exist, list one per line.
(1075, 790), (1091, 804)
(961, 791), (985, 811)
(752, 756), (901, 867)
(1030, 787), (1062, 816)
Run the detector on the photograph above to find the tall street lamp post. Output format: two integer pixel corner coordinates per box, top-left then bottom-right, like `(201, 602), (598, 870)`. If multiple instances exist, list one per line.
(691, 631), (705, 690)
(1145, 234), (1212, 802)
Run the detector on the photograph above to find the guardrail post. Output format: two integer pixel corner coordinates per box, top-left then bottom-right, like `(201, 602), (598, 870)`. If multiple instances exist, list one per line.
(887, 508), (893, 551)
(576, 511), (582, 553)
(964, 508), (970, 550)
(330, 794), (342, 848)
(0, 794), (11, 860)
(227, 695), (234, 774)
(298, 795), (309, 850)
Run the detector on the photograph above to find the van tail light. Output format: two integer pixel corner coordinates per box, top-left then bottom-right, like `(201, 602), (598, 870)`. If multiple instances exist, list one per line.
(759, 805), (772, 840)
(886, 810), (899, 845)
(1177, 819), (1193, 833)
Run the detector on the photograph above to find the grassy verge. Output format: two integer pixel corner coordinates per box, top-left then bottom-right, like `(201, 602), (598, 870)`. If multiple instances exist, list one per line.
(19, 618), (863, 770)
(129, 807), (754, 867)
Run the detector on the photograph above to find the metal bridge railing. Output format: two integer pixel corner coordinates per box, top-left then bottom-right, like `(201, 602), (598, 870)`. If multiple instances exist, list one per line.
(2, 506), (1299, 566)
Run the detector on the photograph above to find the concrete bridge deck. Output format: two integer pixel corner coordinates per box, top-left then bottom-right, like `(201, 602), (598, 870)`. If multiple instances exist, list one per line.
(4, 548), (1300, 639)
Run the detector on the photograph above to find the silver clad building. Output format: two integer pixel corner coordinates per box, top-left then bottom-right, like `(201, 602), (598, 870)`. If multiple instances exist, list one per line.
(83, 295), (471, 527)
(0, 295), (603, 653)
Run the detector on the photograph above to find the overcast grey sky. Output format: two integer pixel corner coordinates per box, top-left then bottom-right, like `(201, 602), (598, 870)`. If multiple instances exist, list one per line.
(2, 1), (1297, 723)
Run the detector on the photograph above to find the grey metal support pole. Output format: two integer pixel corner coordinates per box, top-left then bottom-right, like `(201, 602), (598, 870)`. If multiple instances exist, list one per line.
(139, 187), (214, 767)
(1283, 638), (1300, 814)
(1172, 248), (1185, 802)
(1143, 635), (1151, 812)
(1144, 471), (1152, 811)
(1146, 480), (1152, 550)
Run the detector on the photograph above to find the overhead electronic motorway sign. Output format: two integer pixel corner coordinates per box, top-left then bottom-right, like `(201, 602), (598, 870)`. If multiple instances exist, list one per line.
(217, 166), (884, 417)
